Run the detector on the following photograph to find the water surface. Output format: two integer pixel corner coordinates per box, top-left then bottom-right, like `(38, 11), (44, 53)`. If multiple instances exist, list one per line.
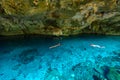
(0, 35), (120, 80)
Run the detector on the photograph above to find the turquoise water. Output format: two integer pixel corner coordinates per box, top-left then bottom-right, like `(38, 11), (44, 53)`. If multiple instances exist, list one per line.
(0, 35), (120, 80)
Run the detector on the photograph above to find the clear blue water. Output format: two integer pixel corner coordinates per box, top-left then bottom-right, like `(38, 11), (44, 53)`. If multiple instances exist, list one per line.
(0, 35), (120, 80)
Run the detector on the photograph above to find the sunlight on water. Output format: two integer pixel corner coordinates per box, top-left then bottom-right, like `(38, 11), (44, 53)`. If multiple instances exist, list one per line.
(0, 35), (120, 80)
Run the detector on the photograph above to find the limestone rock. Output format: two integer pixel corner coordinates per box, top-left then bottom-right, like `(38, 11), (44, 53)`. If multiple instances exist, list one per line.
(0, 0), (120, 36)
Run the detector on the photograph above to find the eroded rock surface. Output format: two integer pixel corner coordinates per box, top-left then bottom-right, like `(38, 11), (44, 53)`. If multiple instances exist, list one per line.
(0, 0), (120, 36)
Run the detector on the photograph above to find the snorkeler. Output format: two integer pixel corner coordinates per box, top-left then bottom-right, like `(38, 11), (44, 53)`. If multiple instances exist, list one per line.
(90, 44), (105, 48)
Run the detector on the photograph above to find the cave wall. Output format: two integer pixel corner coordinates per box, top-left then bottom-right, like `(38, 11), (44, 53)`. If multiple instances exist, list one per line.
(0, 0), (120, 36)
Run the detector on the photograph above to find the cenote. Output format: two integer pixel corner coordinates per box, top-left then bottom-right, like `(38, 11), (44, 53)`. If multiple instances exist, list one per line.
(0, 35), (120, 80)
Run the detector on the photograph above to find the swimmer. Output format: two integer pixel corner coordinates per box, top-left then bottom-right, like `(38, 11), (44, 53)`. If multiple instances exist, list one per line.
(49, 43), (61, 49)
(90, 44), (105, 48)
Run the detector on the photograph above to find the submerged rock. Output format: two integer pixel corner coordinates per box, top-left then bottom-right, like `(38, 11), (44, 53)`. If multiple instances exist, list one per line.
(18, 48), (38, 64)
(92, 75), (101, 80)
(107, 68), (120, 80)
(71, 62), (93, 80)
(45, 68), (64, 80)
(45, 68), (76, 80)
(101, 66), (120, 80)
(0, 0), (120, 36)
(113, 50), (120, 57)
(101, 66), (110, 80)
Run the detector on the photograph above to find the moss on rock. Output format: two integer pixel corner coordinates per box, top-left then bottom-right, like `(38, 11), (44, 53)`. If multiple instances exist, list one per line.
(0, 0), (120, 36)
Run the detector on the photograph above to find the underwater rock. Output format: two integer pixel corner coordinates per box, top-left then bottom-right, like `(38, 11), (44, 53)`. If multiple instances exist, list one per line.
(92, 68), (106, 80)
(72, 63), (81, 71)
(71, 62), (93, 80)
(111, 56), (120, 62)
(107, 68), (120, 80)
(18, 48), (38, 64)
(92, 75), (101, 80)
(109, 50), (120, 62)
(45, 68), (76, 80)
(12, 64), (21, 70)
(93, 68), (101, 75)
(101, 66), (120, 80)
(0, 48), (14, 55)
(113, 50), (120, 57)
(101, 66), (110, 80)
(45, 68), (64, 80)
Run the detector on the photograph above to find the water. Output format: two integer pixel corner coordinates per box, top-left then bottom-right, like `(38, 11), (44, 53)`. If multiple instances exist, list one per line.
(0, 35), (120, 80)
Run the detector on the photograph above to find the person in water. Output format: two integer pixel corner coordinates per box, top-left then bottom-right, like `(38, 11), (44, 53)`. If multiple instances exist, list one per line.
(90, 44), (105, 48)
(49, 43), (61, 49)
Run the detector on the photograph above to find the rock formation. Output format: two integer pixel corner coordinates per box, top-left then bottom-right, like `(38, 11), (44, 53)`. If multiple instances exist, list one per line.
(0, 0), (120, 36)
